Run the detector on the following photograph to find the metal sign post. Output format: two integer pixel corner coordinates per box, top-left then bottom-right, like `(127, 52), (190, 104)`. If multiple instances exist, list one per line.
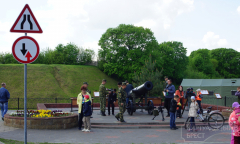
(214, 93), (222, 111)
(10, 4), (42, 144)
(24, 33), (27, 144)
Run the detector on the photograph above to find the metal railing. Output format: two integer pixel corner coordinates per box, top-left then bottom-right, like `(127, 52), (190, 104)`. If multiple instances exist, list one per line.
(6, 96), (238, 110)
(201, 96), (238, 107)
(7, 98), (71, 110)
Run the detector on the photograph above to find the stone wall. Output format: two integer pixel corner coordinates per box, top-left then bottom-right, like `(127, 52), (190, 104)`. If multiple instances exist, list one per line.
(4, 114), (78, 129)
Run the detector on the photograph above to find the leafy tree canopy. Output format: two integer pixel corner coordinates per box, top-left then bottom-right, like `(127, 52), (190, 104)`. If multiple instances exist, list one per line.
(98, 24), (158, 81)
(210, 48), (240, 78)
(153, 41), (188, 84)
(188, 49), (220, 78)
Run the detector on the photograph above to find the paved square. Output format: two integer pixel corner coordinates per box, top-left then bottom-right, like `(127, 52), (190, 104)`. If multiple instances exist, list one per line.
(0, 109), (231, 144)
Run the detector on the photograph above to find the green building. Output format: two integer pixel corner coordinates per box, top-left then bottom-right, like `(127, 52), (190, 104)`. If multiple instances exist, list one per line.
(181, 79), (240, 107)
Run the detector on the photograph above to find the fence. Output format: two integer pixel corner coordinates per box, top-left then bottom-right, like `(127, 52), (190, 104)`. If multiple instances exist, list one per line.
(201, 96), (238, 107)
(8, 98), (71, 110)
(7, 96), (238, 110)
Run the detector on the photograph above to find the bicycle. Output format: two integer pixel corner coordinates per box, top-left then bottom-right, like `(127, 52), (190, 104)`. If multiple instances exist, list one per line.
(185, 106), (225, 129)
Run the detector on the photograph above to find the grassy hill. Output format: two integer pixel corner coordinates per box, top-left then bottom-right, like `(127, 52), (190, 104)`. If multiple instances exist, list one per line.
(0, 64), (119, 108)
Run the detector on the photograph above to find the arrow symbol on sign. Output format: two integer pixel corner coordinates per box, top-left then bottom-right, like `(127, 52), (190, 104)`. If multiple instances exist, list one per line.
(25, 51), (32, 61)
(21, 43), (27, 55)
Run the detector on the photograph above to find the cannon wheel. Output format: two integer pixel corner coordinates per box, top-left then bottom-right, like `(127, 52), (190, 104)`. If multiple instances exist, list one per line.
(147, 100), (154, 115)
(127, 101), (133, 116)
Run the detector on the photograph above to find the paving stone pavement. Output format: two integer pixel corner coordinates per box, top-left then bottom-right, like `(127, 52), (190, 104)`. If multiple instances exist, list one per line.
(0, 123), (232, 144)
(49, 108), (192, 124)
(0, 109), (231, 144)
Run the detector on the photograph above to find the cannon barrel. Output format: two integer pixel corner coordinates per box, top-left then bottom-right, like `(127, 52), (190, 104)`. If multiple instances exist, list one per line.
(129, 81), (153, 96)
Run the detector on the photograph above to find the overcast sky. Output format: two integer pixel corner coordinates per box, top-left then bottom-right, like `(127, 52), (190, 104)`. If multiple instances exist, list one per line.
(1, 0), (240, 60)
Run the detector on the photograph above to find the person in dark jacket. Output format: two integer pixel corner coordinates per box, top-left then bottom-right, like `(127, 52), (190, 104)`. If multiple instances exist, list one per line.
(164, 79), (175, 117)
(125, 80), (134, 106)
(235, 87), (240, 103)
(0, 83), (10, 121)
(82, 95), (92, 132)
(108, 89), (117, 115)
(169, 95), (180, 130)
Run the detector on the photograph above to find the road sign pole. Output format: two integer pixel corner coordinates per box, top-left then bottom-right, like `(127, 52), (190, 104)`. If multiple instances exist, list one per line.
(11, 4), (42, 143)
(24, 33), (27, 144)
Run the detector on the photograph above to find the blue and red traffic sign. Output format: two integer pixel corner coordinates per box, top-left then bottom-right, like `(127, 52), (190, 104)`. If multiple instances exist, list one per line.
(12, 36), (40, 64)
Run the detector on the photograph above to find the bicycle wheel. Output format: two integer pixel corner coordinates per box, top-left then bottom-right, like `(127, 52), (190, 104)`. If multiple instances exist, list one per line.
(208, 113), (224, 129)
(184, 117), (191, 129)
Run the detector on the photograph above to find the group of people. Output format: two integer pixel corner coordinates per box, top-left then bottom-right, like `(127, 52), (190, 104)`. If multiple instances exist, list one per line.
(98, 79), (134, 122)
(163, 76), (203, 131)
(1, 77), (240, 140)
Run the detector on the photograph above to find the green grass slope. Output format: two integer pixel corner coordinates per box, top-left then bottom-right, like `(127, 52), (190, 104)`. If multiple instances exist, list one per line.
(0, 64), (118, 108)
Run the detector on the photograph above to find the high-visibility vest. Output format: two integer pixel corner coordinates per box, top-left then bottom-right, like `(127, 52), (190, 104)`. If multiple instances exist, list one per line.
(196, 92), (202, 101)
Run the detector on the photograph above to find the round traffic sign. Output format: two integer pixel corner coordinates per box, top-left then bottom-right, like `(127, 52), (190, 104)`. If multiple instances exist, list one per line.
(12, 36), (40, 64)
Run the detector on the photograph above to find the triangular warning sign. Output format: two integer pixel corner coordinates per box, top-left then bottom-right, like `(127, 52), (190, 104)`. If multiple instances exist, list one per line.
(10, 4), (43, 33)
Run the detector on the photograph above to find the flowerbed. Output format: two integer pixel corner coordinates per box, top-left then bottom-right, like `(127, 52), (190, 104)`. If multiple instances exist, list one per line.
(10, 109), (73, 118)
(4, 109), (78, 129)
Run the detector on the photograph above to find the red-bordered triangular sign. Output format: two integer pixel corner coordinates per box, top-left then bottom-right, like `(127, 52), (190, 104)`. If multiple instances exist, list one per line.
(10, 4), (43, 33)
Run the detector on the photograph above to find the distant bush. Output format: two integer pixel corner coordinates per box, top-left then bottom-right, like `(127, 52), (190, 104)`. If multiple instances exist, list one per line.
(0, 43), (95, 65)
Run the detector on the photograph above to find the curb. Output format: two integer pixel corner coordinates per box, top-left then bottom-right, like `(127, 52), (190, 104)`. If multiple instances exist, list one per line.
(91, 123), (229, 129)
(91, 122), (185, 125)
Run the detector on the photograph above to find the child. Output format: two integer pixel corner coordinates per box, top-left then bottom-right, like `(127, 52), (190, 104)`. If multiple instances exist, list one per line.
(176, 98), (182, 118)
(188, 96), (199, 132)
(169, 95), (179, 130)
(229, 102), (240, 144)
(175, 86), (184, 118)
(82, 95), (92, 132)
(229, 105), (240, 144)
(235, 87), (240, 104)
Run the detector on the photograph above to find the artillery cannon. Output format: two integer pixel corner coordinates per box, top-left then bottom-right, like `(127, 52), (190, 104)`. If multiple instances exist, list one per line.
(127, 81), (155, 115)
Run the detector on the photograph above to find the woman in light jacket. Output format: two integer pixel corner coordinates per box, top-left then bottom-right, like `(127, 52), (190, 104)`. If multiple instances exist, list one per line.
(77, 85), (92, 130)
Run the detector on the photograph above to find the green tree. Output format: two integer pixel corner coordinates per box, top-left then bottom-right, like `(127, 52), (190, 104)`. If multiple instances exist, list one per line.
(98, 24), (158, 81)
(55, 43), (79, 65)
(43, 48), (54, 64)
(63, 43), (79, 65)
(3, 53), (19, 64)
(153, 41), (188, 84)
(210, 48), (240, 78)
(132, 55), (163, 97)
(77, 48), (95, 64)
(187, 49), (220, 78)
(32, 51), (45, 64)
(183, 65), (210, 79)
(0, 53), (5, 64)
(85, 49), (95, 63)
